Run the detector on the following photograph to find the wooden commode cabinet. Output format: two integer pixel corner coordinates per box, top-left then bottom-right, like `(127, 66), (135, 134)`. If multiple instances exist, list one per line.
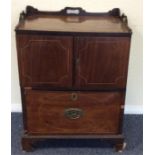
(15, 6), (132, 152)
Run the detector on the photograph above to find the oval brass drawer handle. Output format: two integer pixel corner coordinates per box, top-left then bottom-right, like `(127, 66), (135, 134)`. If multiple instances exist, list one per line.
(64, 108), (83, 119)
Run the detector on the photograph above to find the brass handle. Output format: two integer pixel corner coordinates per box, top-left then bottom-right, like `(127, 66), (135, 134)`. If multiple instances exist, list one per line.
(70, 93), (78, 101)
(64, 108), (83, 119)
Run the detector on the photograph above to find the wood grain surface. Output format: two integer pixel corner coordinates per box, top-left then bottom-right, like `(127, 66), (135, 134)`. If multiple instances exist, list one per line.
(25, 90), (125, 135)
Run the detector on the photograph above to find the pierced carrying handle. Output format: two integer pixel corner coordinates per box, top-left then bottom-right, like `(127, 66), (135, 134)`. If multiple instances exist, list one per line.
(66, 9), (80, 15)
(63, 7), (86, 15)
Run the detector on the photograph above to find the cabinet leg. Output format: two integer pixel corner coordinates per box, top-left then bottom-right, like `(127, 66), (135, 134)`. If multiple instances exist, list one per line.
(115, 142), (127, 152)
(21, 137), (35, 152)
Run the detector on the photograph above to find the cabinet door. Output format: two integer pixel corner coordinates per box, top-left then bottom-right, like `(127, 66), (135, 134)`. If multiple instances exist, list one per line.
(16, 35), (73, 88)
(75, 37), (130, 89)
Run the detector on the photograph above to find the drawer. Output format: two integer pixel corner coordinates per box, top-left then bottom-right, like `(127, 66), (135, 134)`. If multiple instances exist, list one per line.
(25, 90), (125, 135)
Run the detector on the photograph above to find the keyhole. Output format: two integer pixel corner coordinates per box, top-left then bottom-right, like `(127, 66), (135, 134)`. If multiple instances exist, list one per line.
(71, 93), (78, 101)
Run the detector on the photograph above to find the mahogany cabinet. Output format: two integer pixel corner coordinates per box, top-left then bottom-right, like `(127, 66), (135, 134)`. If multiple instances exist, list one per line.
(15, 6), (132, 152)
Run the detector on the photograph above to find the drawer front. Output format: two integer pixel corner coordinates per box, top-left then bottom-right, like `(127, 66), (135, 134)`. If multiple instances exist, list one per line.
(25, 90), (125, 135)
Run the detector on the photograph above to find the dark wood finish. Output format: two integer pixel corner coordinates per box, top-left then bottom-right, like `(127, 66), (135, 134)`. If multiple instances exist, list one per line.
(21, 133), (124, 152)
(21, 137), (35, 152)
(25, 90), (125, 135)
(75, 37), (131, 89)
(16, 16), (131, 34)
(16, 34), (73, 88)
(22, 133), (124, 139)
(15, 6), (131, 35)
(20, 87), (27, 131)
(19, 6), (121, 18)
(15, 6), (132, 152)
(115, 142), (127, 152)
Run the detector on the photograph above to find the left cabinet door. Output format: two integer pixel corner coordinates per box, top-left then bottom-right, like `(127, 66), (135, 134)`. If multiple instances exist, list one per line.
(16, 34), (73, 88)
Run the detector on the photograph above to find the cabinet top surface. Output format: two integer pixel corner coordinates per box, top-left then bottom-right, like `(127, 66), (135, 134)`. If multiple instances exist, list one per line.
(15, 6), (132, 34)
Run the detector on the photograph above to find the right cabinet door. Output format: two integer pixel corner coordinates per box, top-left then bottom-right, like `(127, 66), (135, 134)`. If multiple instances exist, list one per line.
(75, 37), (131, 89)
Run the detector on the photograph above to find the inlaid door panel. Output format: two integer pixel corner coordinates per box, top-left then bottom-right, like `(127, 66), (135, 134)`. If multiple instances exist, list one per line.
(75, 37), (130, 89)
(16, 34), (73, 88)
